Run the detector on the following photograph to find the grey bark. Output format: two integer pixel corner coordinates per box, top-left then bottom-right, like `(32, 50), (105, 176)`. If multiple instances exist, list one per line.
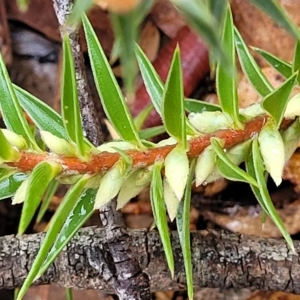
(0, 227), (300, 294)
(52, 0), (103, 146)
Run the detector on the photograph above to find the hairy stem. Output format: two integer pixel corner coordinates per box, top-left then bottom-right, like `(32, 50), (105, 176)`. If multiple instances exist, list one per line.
(8, 115), (293, 174)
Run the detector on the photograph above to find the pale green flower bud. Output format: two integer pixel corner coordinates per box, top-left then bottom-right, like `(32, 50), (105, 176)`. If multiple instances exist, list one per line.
(258, 121), (285, 186)
(12, 177), (29, 204)
(239, 103), (265, 119)
(281, 118), (300, 162)
(97, 141), (136, 153)
(117, 168), (152, 209)
(195, 146), (216, 187)
(227, 139), (252, 165)
(1, 129), (28, 150)
(41, 131), (78, 157)
(188, 111), (233, 134)
(284, 93), (300, 119)
(157, 137), (177, 147)
(163, 178), (179, 221)
(165, 146), (189, 200)
(94, 160), (128, 209)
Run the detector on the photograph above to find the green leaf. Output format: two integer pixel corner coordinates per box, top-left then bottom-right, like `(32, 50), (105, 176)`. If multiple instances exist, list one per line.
(0, 129), (20, 162)
(262, 73), (297, 128)
(36, 188), (96, 278)
(176, 159), (195, 300)
(171, 0), (230, 71)
(82, 14), (143, 148)
(162, 47), (186, 148)
(211, 138), (258, 186)
(292, 41), (300, 84)
(68, 0), (94, 25)
(109, 12), (138, 95)
(0, 168), (16, 182)
(134, 104), (153, 131)
(17, 162), (62, 234)
(0, 173), (27, 200)
(184, 99), (221, 113)
(216, 7), (241, 127)
(17, 175), (91, 300)
(62, 35), (86, 158)
(36, 180), (59, 223)
(235, 28), (273, 96)
(135, 44), (164, 116)
(253, 47), (292, 79)
(138, 125), (165, 140)
(15, 86), (68, 140)
(150, 162), (174, 277)
(0, 53), (39, 150)
(246, 138), (294, 252)
(248, 0), (300, 40)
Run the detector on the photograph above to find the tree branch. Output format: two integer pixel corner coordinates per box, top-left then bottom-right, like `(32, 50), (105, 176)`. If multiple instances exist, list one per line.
(0, 227), (299, 293)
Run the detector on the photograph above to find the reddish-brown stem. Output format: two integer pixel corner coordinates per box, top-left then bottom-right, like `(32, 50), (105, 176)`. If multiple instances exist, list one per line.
(8, 115), (292, 175)
(131, 26), (209, 128)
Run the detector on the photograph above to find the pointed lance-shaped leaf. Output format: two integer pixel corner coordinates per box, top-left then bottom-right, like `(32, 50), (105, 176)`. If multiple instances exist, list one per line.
(211, 137), (258, 186)
(82, 14), (143, 148)
(162, 46), (187, 149)
(17, 161), (62, 234)
(258, 120), (285, 186)
(235, 27), (273, 97)
(262, 73), (297, 128)
(61, 35), (87, 159)
(17, 175), (92, 300)
(184, 98), (221, 113)
(0, 52), (39, 150)
(246, 138), (294, 252)
(253, 47), (292, 79)
(216, 6), (241, 128)
(165, 146), (189, 201)
(248, 0), (300, 40)
(176, 159), (196, 300)
(150, 161), (174, 277)
(37, 188), (96, 278)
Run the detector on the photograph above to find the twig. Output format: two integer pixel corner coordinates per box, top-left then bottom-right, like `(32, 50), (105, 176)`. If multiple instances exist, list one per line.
(53, 0), (102, 146)
(8, 115), (293, 174)
(0, 227), (299, 293)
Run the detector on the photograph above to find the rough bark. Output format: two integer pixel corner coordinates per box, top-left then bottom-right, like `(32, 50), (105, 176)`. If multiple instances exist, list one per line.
(0, 227), (299, 294)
